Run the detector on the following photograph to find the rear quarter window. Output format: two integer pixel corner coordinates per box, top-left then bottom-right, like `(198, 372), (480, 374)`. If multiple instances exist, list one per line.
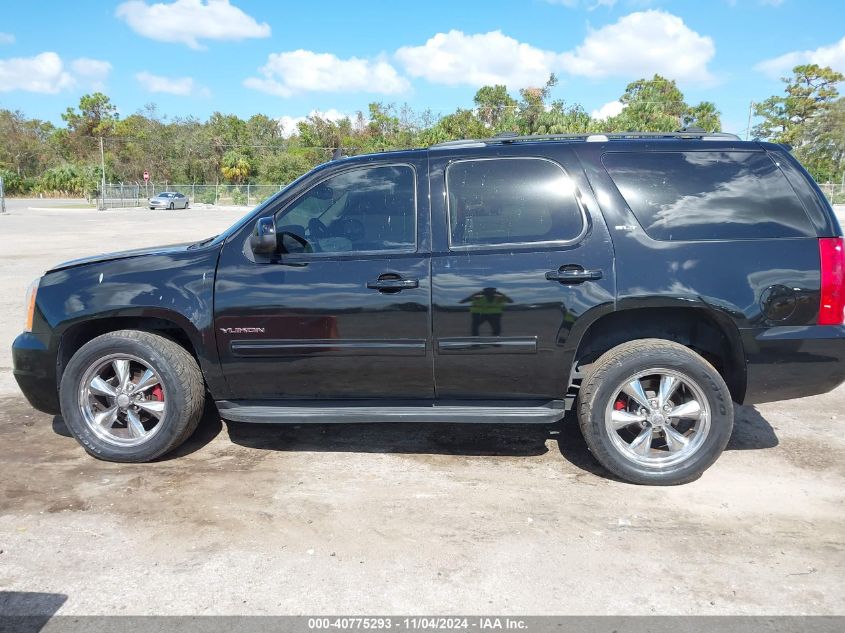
(602, 151), (815, 241)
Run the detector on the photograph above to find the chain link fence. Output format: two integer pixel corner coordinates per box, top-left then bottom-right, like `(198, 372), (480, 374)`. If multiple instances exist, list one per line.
(98, 179), (845, 209)
(818, 182), (845, 205)
(100, 183), (286, 209)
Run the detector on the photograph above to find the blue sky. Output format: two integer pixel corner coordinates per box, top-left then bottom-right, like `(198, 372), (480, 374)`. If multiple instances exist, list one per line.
(1, 0), (844, 136)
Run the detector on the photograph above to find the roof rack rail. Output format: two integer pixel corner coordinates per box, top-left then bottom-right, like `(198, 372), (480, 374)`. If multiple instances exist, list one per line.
(428, 139), (488, 150)
(429, 130), (740, 149)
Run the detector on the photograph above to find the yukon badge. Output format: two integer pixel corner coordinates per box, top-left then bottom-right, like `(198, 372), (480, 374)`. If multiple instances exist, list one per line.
(219, 327), (266, 334)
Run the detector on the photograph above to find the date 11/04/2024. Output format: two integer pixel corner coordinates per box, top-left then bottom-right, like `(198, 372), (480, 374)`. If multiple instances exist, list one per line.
(307, 617), (528, 631)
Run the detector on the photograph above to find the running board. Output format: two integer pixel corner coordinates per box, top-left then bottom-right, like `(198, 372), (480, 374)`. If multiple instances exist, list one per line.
(215, 400), (566, 425)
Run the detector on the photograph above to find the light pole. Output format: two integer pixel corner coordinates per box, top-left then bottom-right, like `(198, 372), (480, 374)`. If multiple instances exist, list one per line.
(99, 137), (106, 211)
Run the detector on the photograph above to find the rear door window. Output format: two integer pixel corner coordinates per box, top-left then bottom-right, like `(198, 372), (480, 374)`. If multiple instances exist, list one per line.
(602, 151), (814, 241)
(446, 158), (585, 248)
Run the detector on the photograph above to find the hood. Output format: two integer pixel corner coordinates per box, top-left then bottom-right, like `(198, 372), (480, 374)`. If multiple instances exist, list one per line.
(47, 242), (196, 273)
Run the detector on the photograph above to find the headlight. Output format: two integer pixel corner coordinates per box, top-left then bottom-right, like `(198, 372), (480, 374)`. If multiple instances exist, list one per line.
(24, 278), (40, 332)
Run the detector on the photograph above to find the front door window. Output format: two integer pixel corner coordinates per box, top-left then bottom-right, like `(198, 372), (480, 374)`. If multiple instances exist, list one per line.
(275, 165), (417, 255)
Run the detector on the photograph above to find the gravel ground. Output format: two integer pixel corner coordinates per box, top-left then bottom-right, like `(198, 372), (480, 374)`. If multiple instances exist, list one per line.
(0, 202), (843, 616)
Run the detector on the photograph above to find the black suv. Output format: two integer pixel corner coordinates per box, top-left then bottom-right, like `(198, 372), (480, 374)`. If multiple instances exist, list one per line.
(13, 131), (845, 484)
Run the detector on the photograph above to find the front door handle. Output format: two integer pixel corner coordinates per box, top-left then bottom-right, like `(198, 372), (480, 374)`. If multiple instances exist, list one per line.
(367, 277), (419, 292)
(545, 266), (603, 284)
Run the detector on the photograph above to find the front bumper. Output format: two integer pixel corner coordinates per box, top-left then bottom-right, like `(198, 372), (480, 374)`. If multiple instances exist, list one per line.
(12, 331), (60, 415)
(741, 324), (845, 405)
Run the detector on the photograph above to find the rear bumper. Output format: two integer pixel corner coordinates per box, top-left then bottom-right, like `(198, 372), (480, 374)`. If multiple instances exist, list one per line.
(12, 332), (60, 415)
(741, 325), (845, 405)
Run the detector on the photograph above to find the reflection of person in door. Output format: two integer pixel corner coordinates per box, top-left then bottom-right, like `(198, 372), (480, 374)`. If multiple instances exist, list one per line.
(460, 287), (513, 336)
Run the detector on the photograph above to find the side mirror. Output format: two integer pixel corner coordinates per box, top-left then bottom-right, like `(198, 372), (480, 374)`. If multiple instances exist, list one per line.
(250, 217), (277, 255)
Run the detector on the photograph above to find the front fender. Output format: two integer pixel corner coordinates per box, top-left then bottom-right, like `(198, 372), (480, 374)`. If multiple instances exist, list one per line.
(30, 244), (226, 401)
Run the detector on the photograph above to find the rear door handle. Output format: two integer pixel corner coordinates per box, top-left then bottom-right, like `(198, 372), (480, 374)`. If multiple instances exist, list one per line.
(367, 278), (419, 291)
(545, 266), (603, 284)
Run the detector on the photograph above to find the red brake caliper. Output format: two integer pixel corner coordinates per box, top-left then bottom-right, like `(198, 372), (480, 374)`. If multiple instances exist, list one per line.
(614, 398), (627, 411)
(150, 385), (164, 402)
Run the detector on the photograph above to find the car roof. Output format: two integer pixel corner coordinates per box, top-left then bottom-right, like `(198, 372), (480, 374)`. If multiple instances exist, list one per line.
(328, 130), (760, 164)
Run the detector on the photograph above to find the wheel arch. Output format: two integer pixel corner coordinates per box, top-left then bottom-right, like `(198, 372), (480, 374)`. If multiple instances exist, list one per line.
(569, 304), (746, 403)
(56, 310), (221, 396)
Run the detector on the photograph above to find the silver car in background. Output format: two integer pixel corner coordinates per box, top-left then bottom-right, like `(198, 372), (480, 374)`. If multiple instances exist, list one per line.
(149, 192), (189, 210)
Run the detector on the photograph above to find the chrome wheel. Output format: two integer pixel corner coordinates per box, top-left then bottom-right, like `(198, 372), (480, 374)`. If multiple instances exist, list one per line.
(78, 354), (166, 447)
(604, 368), (711, 468)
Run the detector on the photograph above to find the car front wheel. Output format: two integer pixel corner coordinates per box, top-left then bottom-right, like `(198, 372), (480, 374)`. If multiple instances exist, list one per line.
(59, 330), (205, 462)
(577, 338), (733, 485)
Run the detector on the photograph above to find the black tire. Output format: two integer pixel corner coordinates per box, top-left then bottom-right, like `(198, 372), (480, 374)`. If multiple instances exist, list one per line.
(169, 202), (174, 210)
(59, 330), (205, 462)
(577, 338), (733, 485)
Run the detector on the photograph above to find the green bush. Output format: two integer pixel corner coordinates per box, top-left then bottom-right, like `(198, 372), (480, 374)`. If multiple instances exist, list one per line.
(0, 169), (27, 195)
(231, 187), (247, 205)
(196, 188), (217, 205)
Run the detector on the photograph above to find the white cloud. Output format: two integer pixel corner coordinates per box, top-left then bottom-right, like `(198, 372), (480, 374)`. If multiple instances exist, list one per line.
(755, 35), (845, 78)
(136, 70), (209, 96)
(394, 12), (715, 89)
(591, 100), (625, 120)
(559, 11), (715, 82)
(0, 52), (74, 93)
(396, 30), (559, 88)
(0, 52), (111, 93)
(278, 109), (354, 137)
(115, 0), (270, 50)
(71, 58), (112, 89)
(244, 50), (409, 97)
(0, 32), (14, 45)
(71, 58), (112, 79)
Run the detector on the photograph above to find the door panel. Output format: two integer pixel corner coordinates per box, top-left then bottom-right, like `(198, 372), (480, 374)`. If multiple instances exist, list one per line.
(429, 149), (616, 400)
(214, 255), (432, 399)
(214, 158), (433, 400)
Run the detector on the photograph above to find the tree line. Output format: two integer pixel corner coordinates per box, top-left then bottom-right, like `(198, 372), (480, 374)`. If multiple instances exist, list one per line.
(0, 66), (842, 199)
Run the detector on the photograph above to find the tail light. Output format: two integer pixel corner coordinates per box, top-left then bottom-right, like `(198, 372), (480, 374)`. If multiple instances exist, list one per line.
(818, 237), (845, 325)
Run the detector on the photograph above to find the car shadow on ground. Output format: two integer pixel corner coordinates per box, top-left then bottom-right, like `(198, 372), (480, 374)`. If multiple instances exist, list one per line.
(727, 404), (780, 451)
(225, 417), (554, 457)
(49, 400), (780, 476)
(0, 591), (67, 633)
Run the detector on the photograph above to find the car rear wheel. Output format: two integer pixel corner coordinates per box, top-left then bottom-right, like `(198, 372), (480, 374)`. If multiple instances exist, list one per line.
(577, 338), (733, 485)
(59, 330), (205, 462)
